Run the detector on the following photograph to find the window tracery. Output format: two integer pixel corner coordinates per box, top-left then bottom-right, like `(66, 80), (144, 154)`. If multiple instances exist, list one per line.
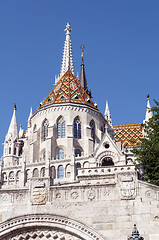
(43, 120), (49, 141)
(57, 117), (65, 138)
(58, 149), (64, 160)
(58, 165), (64, 179)
(74, 117), (81, 139)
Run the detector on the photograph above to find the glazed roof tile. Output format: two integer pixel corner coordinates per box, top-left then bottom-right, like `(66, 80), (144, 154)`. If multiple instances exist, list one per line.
(39, 71), (97, 110)
(113, 123), (143, 148)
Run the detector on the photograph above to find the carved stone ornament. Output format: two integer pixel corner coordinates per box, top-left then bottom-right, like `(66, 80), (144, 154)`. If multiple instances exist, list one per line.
(119, 174), (136, 200)
(71, 191), (79, 200)
(31, 186), (48, 205)
(87, 189), (96, 200)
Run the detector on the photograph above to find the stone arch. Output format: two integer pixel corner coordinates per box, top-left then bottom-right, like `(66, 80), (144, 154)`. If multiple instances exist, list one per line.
(0, 214), (105, 240)
(96, 151), (116, 166)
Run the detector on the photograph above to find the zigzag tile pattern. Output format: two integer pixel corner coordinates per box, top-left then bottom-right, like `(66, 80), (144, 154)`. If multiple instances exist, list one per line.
(40, 71), (97, 109)
(5, 229), (81, 240)
(113, 123), (143, 148)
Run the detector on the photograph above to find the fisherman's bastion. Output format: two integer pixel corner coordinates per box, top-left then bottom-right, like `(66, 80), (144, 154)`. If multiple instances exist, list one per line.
(0, 23), (158, 240)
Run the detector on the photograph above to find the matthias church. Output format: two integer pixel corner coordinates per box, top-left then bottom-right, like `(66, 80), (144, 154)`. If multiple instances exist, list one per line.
(0, 23), (158, 240)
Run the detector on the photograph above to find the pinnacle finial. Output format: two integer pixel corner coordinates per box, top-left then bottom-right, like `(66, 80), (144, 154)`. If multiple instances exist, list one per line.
(147, 93), (149, 100)
(14, 103), (17, 110)
(80, 44), (85, 59)
(65, 22), (72, 36)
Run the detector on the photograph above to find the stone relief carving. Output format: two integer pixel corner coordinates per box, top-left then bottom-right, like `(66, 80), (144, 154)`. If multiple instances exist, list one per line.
(119, 174), (136, 200)
(31, 186), (48, 205)
(87, 189), (96, 201)
(4, 229), (81, 240)
(71, 191), (79, 200)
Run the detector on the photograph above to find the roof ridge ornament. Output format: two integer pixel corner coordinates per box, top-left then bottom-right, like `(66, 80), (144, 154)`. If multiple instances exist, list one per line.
(60, 23), (74, 78)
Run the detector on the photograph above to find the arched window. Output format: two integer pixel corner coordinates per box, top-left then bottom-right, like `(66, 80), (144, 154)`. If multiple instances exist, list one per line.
(33, 168), (39, 177)
(14, 148), (16, 155)
(74, 117), (81, 139)
(9, 171), (14, 181)
(75, 149), (81, 157)
(58, 165), (64, 179)
(101, 157), (114, 166)
(16, 170), (21, 182)
(9, 147), (11, 154)
(58, 149), (64, 160)
(90, 120), (95, 143)
(42, 151), (46, 161)
(76, 162), (81, 176)
(43, 120), (49, 141)
(57, 117), (65, 138)
(40, 167), (45, 177)
(66, 164), (71, 178)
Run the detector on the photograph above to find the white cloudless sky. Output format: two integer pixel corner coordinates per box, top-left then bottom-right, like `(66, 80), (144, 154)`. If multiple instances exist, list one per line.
(0, 0), (159, 155)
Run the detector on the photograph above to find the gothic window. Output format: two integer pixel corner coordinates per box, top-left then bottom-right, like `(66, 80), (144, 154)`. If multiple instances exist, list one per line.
(9, 171), (15, 181)
(9, 147), (11, 154)
(76, 162), (81, 176)
(74, 117), (81, 139)
(57, 117), (65, 138)
(33, 168), (39, 177)
(65, 164), (71, 178)
(90, 120), (95, 143)
(101, 157), (114, 166)
(75, 149), (81, 157)
(16, 171), (21, 182)
(14, 148), (16, 155)
(83, 161), (90, 168)
(43, 151), (46, 161)
(40, 167), (45, 177)
(58, 165), (64, 179)
(58, 148), (64, 160)
(43, 120), (49, 141)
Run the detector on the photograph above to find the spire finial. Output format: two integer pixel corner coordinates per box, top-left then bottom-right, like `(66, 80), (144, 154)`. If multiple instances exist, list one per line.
(147, 93), (149, 101)
(81, 44), (85, 59)
(65, 23), (72, 36)
(14, 103), (17, 110)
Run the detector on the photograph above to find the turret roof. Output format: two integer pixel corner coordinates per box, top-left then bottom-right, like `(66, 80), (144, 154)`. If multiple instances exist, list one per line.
(39, 71), (97, 110)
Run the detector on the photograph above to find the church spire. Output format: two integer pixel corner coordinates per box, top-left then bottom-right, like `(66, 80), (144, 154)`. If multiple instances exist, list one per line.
(60, 23), (74, 77)
(6, 104), (19, 141)
(143, 94), (153, 123)
(104, 100), (112, 124)
(79, 44), (88, 91)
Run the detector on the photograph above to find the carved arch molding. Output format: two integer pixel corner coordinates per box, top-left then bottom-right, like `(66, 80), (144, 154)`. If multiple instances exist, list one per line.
(0, 214), (105, 240)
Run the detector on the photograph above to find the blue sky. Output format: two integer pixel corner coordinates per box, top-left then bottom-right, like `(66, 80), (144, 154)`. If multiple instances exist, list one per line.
(0, 0), (159, 155)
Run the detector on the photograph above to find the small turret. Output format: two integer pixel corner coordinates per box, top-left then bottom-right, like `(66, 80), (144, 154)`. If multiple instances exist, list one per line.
(5, 104), (19, 141)
(104, 100), (112, 125)
(143, 94), (153, 124)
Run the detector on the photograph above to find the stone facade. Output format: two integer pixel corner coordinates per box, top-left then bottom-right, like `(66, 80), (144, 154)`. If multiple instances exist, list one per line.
(0, 24), (159, 240)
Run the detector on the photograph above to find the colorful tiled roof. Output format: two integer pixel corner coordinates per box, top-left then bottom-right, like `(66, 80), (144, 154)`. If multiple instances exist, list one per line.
(113, 123), (143, 148)
(40, 71), (97, 109)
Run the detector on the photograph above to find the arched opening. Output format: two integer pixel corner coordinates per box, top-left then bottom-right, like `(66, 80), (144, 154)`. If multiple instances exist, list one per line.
(76, 162), (81, 176)
(33, 168), (39, 177)
(57, 116), (65, 138)
(101, 157), (114, 166)
(74, 117), (81, 139)
(0, 214), (104, 240)
(75, 149), (81, 157)
(58, 165), (64, 179)
(58, 148), (64, 160)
